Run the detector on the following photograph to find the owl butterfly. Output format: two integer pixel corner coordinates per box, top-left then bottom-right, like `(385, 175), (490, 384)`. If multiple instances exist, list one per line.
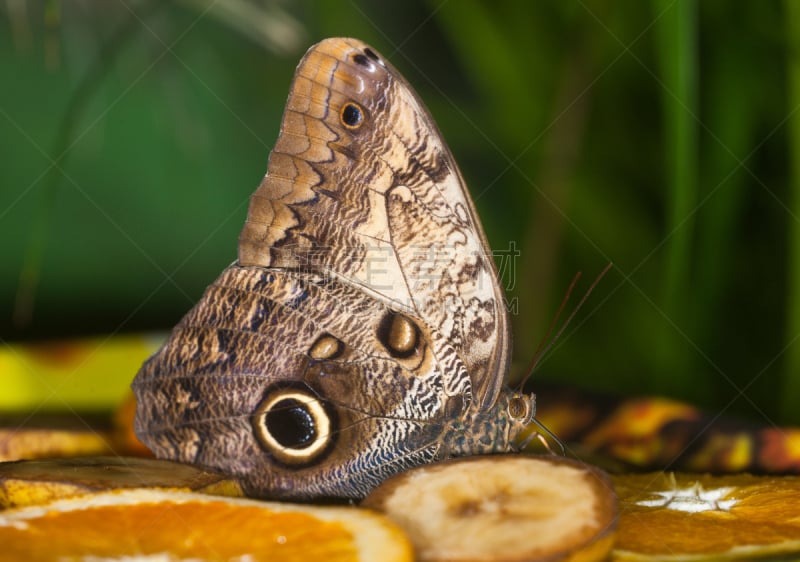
(132, 37), (535, 500)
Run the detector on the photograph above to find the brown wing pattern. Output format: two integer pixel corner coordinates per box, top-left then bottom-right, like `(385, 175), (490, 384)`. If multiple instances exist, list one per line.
(133, 38), (525, 500)
(238, 38), (510, 408)
(134, 266), (458, 498)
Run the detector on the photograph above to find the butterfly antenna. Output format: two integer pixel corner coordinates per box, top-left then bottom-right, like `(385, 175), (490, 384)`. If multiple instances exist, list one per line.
(518, 262), (613, 391)
(516, 417), (566, 455)
(517, 272), (582, 391)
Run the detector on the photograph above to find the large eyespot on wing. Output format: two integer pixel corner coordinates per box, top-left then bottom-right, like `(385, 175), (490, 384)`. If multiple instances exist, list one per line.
(251, 384), (337, 468)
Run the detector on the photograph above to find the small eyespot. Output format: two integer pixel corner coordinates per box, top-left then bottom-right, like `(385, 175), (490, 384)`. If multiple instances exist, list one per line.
(340, 102), (364, 129)
(378, 311), (420, 359)
(252, 386), (336, 467)
(309, 333), (344, 361)
(352, 52), (376, 72)
(353, 53), (370, 67)
(364, 48), (382, 64)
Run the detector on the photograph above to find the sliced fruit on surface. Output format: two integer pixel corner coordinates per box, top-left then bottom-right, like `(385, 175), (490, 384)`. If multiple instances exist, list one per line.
(0, 456), (242, 508)
(613, 471), (800, 561)
(363, 454), (618, 562)
(0, 426), (115, 462)
(0, 488), (413, 562)
(113, 391), (153, 457)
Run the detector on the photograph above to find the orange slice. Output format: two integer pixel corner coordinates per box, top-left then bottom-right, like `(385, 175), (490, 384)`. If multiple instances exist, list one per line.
(113, 391), (153, 457)
(0, 488), (413, 562)
(363, 455), (618, 562)
(613, 472), (800, 560)
(0, 456), (242, 508)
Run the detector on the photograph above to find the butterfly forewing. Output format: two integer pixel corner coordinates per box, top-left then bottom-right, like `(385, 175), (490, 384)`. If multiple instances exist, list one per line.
(239, 38), (509, 408)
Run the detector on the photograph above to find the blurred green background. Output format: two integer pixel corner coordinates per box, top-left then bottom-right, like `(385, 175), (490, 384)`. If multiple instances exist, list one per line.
(1, 1), (799, 424)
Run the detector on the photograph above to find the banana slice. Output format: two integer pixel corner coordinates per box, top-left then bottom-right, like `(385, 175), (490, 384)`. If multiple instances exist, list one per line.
(362, 454), (617, 562)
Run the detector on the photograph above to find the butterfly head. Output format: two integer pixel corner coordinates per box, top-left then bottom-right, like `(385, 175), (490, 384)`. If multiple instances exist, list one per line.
(438, 388), (536, 459)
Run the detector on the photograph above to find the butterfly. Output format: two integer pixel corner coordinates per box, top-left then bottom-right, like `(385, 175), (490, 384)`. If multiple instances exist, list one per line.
(132, 37), (535, 500)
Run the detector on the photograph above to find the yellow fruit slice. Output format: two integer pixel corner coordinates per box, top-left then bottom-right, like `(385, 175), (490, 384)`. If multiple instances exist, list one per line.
(363, 455), (618, 562)
(0, 334), (160, 411)
(0, 427), (115, 462)
(0, 456), (242, 508)
(0, 488), (413, 562)
(613, 472), (800, 560)
(1, 393), (153, 462)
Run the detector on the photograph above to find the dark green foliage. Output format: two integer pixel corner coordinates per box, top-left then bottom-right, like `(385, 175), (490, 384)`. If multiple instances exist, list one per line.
(1, 1), (798, 423)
